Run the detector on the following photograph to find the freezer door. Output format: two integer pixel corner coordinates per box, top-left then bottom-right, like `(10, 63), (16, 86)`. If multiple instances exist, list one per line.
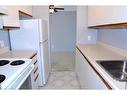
(40, 41), (51, 84)
(38, 19), (48, 42)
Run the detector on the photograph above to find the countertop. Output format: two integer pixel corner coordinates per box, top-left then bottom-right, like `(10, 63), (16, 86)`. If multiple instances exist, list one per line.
(77, 44), (127, 89)
(0, 50), (37, 59)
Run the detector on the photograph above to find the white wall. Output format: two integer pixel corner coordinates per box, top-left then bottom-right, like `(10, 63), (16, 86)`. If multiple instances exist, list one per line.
(50, 11), (76, 52)
(32, 6), (49, 21)
(98, 29), (127, 49)
(76, 6), (97, 44)
(0, 30), (10, 48)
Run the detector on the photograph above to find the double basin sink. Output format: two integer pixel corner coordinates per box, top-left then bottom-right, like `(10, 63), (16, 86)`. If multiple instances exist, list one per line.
(96, 60), (127, 82)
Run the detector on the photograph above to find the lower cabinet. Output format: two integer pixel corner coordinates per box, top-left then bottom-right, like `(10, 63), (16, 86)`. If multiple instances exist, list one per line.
(30, 54), (39, 89)
(75, 48), (108, 89)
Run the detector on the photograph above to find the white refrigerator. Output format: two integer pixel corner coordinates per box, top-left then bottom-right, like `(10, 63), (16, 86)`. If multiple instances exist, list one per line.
(9, 19), (51, 87)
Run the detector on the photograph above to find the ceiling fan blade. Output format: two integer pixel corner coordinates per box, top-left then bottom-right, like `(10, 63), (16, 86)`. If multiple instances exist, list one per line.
(54, 9), (58, 12)
(55, 8), (64, 10)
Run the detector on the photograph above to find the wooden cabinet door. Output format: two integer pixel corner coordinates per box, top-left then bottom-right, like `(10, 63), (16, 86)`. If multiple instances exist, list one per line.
(88, 6), (127, 26)
(1, 6), (20, 28)
(18, 6), (32, 16)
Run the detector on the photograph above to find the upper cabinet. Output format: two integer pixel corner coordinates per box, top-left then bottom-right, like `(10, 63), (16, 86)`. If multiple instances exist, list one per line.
(88, 6), (127, 28)
(0, 7), (8, 29)
(0, 7), (8, 15)
(18, 6), (33, 17)
(1, 6), (20, 29)
(0, 6), (32, 30)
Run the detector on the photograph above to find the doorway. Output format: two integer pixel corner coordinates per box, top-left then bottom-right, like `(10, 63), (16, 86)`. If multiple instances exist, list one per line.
(49, 8), (76, 72)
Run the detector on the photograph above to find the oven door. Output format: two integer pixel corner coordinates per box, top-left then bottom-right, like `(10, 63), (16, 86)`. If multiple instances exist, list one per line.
(20, 75), (32, 89)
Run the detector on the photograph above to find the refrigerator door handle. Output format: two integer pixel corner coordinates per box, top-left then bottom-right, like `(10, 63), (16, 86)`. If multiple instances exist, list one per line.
(39, 40), (48, 44)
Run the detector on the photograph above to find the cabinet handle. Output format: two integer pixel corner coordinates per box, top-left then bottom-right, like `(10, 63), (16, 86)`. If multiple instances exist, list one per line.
(30, 53), (37, 59)
(34, 74), (39, 82)
(34, 67), (38, 74)
(34, 60), (37, 65)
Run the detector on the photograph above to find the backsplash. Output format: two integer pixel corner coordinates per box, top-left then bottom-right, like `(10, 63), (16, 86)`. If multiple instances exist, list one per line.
(0, 30), (10, 48)
(98, 29), (127, 49)
(77, 6), (97, 44)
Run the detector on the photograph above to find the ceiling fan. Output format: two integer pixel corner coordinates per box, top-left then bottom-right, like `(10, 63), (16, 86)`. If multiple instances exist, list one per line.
(49, 5), (64, 14)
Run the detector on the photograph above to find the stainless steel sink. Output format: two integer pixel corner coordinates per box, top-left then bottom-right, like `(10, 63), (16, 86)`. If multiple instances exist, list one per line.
(96, 60), (127, 82)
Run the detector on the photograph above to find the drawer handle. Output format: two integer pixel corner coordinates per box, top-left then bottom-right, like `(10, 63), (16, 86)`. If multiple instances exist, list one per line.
(34, 61), (37, 65)
(34, 67), (38, 74)
(34, 74), (39, 82)
(30, 53), (37, 59)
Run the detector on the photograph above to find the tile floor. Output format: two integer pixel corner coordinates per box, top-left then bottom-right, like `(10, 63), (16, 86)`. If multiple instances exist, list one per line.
(51, 52), (75, 71)
(43, 71), (80, 89)
(42, 52), (80, 89)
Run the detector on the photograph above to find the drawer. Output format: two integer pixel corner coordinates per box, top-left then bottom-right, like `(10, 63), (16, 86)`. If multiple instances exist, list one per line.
(30, 66), (39, 89)
(31, 54), (37, 64)
(30, 54), (39, 89)
(33, 60), (38, 67)
(31, 63), (39, 78)
(30, 73), (39, 89)
(33, 67), (39, 79)
(33, 73), (39, 89)
(34, 73), (39, 83)
(31, 64), (38, 76)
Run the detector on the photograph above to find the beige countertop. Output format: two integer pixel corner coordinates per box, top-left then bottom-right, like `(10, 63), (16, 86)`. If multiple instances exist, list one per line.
(77, 44), (127, 89)
(0, 50), (37, 59)
(77, 44), (127, 61)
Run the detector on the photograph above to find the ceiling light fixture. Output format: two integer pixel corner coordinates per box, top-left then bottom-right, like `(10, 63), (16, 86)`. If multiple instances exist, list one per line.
(49, 5), (54, 14)
(49, 8), (54, 14)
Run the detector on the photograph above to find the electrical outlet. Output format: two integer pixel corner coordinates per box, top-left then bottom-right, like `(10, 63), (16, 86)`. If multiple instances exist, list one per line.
(0, 40), (5, 48)
(88, 36), (91, 41)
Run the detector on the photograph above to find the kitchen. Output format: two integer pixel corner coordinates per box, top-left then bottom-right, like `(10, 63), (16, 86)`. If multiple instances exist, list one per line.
(0, 5), (127, 90)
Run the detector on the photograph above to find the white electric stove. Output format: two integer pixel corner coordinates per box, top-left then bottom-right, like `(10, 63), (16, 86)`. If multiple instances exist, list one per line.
(0, 58), (34, 89)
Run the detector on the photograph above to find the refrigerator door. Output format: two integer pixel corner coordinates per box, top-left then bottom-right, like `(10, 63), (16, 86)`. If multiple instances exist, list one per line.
(38, 19), (48, 42)
(40, 40), (51, 84)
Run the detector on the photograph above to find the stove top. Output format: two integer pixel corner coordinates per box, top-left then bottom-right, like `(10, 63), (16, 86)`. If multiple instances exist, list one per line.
(0, 58), (33, 89)
(0, 60), (25, 66)
(0, 60), (10, 66)
(10, 60), (25, 66)
(0, 74), (6, 83)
